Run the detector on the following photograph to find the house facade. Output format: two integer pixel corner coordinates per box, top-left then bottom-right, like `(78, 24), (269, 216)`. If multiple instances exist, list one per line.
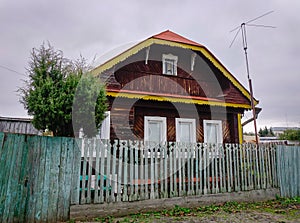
(93, 30), (258, 144)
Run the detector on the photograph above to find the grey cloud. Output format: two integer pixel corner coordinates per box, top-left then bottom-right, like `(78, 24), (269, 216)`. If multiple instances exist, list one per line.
(0, 0), (299, 131)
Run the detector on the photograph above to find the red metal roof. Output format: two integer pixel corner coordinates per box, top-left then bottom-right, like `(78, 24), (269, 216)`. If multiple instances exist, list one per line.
(152, 30), (203, 47)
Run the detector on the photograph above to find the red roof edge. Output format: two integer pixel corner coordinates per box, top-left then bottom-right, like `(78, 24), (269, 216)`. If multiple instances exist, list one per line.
(151, 30), (203, 47)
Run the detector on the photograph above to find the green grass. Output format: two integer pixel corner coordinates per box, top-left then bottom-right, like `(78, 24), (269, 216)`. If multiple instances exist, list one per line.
(68, 196), (300, 222)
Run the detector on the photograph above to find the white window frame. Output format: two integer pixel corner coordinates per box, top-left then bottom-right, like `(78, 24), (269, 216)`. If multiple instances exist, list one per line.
(175, 118), (196, 143)
(144, 116), (167, 158)
(162, 54), (178, 75)
(100, 111), (110, 139)
(144, 116), (167, 142)
(203, 120), (223, 159)
(203, 120), (223, 144)
(176, 118), (196, 158)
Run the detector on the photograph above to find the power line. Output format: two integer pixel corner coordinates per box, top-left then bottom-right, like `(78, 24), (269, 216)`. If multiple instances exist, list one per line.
(0, 64), (27, 77)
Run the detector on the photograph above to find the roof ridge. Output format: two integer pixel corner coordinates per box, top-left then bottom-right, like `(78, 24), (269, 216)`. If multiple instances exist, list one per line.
(151, 30), (202, 47)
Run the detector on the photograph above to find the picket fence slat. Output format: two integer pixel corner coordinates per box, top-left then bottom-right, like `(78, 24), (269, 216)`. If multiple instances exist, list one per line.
(2, 132), (300, 223)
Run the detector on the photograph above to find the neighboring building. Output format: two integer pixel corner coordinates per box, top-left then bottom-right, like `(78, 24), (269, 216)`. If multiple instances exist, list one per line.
(92, 30), (259, 144)
(271, 127), (300, 137)
(0, 116), (41, 135)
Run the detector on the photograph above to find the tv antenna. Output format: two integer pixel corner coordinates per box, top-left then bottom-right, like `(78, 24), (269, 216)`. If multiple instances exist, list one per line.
(229, 10), (276, 144)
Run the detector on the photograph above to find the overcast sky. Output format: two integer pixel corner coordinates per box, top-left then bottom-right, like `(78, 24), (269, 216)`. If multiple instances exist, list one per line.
(1, 0), (299, 132)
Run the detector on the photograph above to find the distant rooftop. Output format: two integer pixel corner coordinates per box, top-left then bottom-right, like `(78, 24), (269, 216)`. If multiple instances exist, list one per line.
(271, 127), (299, 132)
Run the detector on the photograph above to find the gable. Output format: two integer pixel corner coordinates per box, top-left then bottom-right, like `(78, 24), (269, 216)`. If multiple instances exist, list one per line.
(92, 31), (258, 109)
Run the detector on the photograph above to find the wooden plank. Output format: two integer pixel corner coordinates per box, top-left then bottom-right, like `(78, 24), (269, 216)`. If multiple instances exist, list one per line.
(0, 133), (11, 222)
(139, 141), (145, 200)
(62, 137), (75, 220)
(239, 144), (245, 191)
(187, 144), (192, 195)
(111, 140), (117, 202)
(86, 139), (93, 204)
(232, 144), (238, 191)
(56, 137), (74, 221)
(40, 137), (51, 222)
(134, 141), (139, 200)
(11, 135), (26, 221)
(203, 144), (207, 194)
(47, 137), (62, 222)
(219, 145), (225, 192)
(271, 145), (277, 187)
(154, 144), (159, 199)
(206, 144), (211, 194)
(100, 140), (106, 203)
(5, 134), (24, 222)
(81, 139), (88, 204)
(160, 144), (164, 198)
(26, 136), (43, 222)
(172, 143), (177, 197)
(122, 141), (129, 201)
(177, 143), (183, 196)
(181, 144), (186, 196)
(163, 143), (168, 198)
(117, 141), (123, 202)
(105, 140), (111, 202)
(0, 132), (4, 154)
(3, 134), (22, 222)
(266, 145), (272, 188)
(57, 137), (68, 220)
(129, 141), (134, 201)
(17, 135), (30, 222)
(195, 143), (199, 195)
(94, 139), (101, 203)
(148, 142), (154, 199)
(248, 144), (254, 190)
(70, 138), (81, 205)
(144, 142), (149, 200)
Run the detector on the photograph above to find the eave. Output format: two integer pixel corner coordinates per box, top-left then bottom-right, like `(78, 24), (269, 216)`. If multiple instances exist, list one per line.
(107, 89), (252, 109)
(92, 36), (258, 106)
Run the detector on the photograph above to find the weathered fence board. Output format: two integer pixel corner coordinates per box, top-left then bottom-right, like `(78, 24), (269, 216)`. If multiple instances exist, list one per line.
(0, 133), (78, 223)
(1, 131), (298, 223)
(277, 145), (300, 197)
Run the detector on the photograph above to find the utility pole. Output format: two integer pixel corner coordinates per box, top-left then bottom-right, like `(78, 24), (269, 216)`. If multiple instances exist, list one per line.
(230, 11), (275, 145)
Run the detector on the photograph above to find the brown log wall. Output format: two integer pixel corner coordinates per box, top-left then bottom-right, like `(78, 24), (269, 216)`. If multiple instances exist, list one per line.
(108, 97), (241, 143)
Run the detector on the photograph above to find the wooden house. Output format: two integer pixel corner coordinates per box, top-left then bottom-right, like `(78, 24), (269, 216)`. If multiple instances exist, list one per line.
(92, 30), (258, 144)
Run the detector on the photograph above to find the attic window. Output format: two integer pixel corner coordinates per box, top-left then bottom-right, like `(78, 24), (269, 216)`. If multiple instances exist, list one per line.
(162, 54), (178, 75)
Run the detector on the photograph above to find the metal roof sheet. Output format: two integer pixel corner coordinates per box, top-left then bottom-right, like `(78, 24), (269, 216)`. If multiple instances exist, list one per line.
(152, 30), (203, 47)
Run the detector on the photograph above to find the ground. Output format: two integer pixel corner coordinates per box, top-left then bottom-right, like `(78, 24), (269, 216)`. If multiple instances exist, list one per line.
(69, 197), (300, 223)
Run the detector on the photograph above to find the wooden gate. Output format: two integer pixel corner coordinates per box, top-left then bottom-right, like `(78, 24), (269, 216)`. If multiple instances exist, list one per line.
(0, 132), (81, 223)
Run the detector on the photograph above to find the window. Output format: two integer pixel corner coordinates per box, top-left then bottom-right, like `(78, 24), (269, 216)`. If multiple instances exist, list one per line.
(144, 116), (166, 142)
(176, 118), (196, 143)
(203, 120), (223, 158)
(99, 111), (110, 139)
(176, 118), (196, 158)
(144, 116), (167, 158)
(162, 54), (178, 75)
(203, 120), (223, 144)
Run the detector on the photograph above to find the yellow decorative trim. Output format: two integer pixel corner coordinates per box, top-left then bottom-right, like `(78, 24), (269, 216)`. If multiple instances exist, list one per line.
(237, 113), (243, 144)
(107, 91), (252, 109)
(92, 37), (258, 106)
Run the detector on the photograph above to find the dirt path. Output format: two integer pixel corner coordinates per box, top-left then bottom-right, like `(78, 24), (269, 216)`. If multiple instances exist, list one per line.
(142, 210), (300, 223)
(111, 209), (300, 223)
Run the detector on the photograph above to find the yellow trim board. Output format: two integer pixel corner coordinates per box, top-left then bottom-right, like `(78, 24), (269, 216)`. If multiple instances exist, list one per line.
(92, 37), (258, 106)
(107, 91), (252, 109)
(237, 113), (243, 144)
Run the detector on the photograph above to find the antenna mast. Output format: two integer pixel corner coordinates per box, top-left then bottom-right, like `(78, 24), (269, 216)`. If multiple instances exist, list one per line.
(230, 11), (275, 144)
